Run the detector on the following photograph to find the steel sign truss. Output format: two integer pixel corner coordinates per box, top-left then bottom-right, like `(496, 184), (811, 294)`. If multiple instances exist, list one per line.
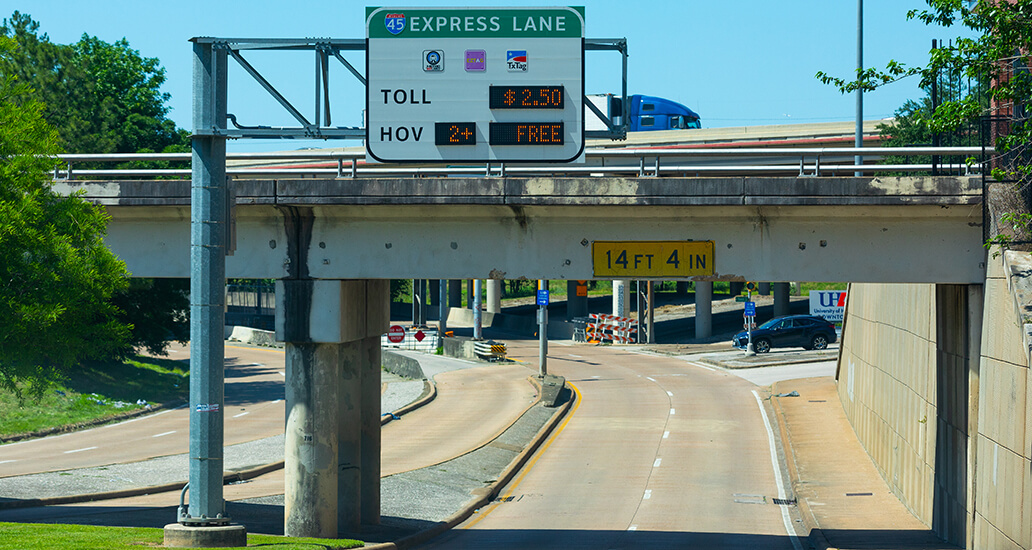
(188, 35), (627, 143)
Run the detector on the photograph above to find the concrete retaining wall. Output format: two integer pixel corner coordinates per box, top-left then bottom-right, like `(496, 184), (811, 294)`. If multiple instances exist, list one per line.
(837, 283), (939, 525)
(382, 350), (426, 380)
(971, 252), (1032, 550)
(839, 251), (1032, 549)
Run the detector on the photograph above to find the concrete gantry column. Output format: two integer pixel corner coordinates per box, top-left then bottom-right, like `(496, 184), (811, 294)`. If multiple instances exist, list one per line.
(467, 280), (475, 309)
(773, 282), (791, 317)
(361, 279), (388, 525)
(567, 280), (588, 321)
(486, 279), (502, 314)
(695, 281), (713, 339)
(758, 282), (771, 296)
(729, 281), (744, 297)
(277, 279), (388, 538)
(613, 280), (630, 317)
(448, 280), (462, 309)
(284, 342), (340, 538)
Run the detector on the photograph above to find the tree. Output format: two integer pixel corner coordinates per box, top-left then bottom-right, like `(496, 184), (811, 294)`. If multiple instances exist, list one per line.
(0, 12), (191, 358)
(0, 36), (132, 397)
(0, 11), (189, 154)
(817, 0), (1032, 247)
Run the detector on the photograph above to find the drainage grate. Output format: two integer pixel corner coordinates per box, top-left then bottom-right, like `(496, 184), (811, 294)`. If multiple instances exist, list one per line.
(846, 492), (873, 497)
(772, 498), (796, 506)
(733, 493), (766, 505)
(808, 400), (826, 403)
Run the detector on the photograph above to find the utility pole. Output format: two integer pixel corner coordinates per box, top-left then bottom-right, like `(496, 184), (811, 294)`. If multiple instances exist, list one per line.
(855, 0), (864, 176)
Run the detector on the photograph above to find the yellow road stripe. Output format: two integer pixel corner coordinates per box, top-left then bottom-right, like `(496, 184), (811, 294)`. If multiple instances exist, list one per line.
(461, 381), (583, 529)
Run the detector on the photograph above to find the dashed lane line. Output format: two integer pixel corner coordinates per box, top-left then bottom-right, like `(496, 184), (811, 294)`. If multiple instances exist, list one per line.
(63, 446), (97, 454)
(152, 431), (176, 438)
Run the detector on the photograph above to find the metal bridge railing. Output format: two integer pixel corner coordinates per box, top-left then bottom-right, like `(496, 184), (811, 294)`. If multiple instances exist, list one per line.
(52, 146), (989, 180)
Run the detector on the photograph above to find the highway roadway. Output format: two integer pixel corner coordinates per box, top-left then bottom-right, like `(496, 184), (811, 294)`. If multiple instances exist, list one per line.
(428, 339), (807, 549)
(0, 343), (285, 478)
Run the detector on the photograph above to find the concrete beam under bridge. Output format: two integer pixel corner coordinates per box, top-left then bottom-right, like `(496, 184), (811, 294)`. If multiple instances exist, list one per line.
(59, 176), (986, 284)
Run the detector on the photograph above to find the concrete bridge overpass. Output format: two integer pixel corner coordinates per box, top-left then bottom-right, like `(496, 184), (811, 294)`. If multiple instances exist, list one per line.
(58, 173), (984, 284)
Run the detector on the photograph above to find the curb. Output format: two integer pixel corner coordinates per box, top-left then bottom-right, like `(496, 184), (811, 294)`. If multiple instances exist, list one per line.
(0, 379), (440, 511)
(362, 380), (576, 550)
(770, 380), (836, 550)
(0, 399), (187, 445)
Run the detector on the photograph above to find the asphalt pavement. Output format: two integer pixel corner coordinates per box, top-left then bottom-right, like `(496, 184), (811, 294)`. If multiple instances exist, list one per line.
(0, 336), (959, 550)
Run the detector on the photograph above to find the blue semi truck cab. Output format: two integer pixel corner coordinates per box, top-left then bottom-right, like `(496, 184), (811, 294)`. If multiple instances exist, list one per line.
(586, 94), (702, 133)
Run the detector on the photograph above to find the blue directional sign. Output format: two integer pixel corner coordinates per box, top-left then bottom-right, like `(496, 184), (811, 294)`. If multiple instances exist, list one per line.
(537, 289), (550, 306)
(744, 301), (756, 317)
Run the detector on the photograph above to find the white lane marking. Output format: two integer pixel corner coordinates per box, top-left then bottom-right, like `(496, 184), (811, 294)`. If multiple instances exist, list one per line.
(643, 489), (652, 500)
(646, 377), (656, 382)
(233, 411), (249, 418)
(666, 391), (673, 397)
(693, 362), (716, 372)
(4, 404), (187, 447)
(0, 460), (17, 465)
(569, 354), (582, 358)
(278, 372), (286, 377)
(752, 390), (804, 550)
(152, 431), (176, 438)
(628, 525), (638, 531)
(64, 446), (97, 454)
(272, 399), (282, 404)
(653, 458), (662, 468)
(663, 431), (669, 439)
(670, 408), (676, 415)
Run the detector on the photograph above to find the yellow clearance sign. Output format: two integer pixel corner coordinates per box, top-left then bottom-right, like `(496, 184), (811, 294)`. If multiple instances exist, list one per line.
(592, 241), (715, 278)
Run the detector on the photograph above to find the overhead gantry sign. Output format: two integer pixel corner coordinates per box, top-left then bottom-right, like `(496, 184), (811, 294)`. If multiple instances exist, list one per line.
(365, 6), (585, 162)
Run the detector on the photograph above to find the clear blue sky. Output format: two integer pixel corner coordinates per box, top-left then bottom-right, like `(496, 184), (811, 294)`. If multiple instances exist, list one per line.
(9, 1), (972, 151)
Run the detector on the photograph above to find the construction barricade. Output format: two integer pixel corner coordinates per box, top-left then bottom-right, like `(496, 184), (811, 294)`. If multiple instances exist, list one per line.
(585, 313), (638, 344)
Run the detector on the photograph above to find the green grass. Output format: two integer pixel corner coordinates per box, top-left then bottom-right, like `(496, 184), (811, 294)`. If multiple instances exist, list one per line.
(0, 522), (362, 550)
(0, 355), (189, 439)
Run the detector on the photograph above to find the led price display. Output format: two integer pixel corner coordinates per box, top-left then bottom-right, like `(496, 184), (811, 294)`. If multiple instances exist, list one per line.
(489, 122), (564, 145)
(489, 85), (564, 109)
(435, 122), (477, 145)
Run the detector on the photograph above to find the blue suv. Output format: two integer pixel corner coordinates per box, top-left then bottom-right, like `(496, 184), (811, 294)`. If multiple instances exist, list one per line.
(732, 315), (837, 354)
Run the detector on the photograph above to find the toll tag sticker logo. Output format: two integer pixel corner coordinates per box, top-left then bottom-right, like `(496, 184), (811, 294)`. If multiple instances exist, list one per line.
(506, 50), (527, 72)
(423, 50), (444, 72)
(384, 13), (406, 35)
(465, 49), (486, 72)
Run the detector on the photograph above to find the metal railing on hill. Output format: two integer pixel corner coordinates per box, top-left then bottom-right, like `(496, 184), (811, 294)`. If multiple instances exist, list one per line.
(52, 146), (989, 180)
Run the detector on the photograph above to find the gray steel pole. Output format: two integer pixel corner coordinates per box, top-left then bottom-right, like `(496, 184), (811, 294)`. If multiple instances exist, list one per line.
(473, 279), (483, 340)
(186, 39), (229, 525)
(855, 0), (863, 176)
(538, 280), (548, 376)
(439, 279), (448, 336)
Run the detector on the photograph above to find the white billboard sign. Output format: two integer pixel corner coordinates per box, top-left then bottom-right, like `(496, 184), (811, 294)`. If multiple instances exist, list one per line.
(809, 290), (847, 323)
(366, 7), (585, 163)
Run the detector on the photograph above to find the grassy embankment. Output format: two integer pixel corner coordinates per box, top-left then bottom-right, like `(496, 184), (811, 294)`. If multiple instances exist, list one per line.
(0, 355), (189, 440)
(0, 523), (361, 550)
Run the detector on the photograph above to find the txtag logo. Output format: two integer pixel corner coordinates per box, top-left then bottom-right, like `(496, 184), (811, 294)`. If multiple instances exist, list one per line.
(506, 50), (527, 72)
(384, 13), (406, 35)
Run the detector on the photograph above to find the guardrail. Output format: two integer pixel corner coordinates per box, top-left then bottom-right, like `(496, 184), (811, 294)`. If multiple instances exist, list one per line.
(473, 340), (507, 361)
(51, 146), (989, 179)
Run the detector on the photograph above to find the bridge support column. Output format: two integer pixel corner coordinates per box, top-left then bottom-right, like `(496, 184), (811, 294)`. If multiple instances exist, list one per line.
(729, 281), (744, 297)
(467, 280), (475, 309)
(773, 282), (790, 317)
(277, 279), (388, 538)
(448, 280), (463, 309)
(428, 279), (440, 315)
(567, 280), (588, 321)
(758, 282), (771, 296)
(695, 281), (712, 339)
(613, 280), (630, 317)
(486, 279), (502, 314)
